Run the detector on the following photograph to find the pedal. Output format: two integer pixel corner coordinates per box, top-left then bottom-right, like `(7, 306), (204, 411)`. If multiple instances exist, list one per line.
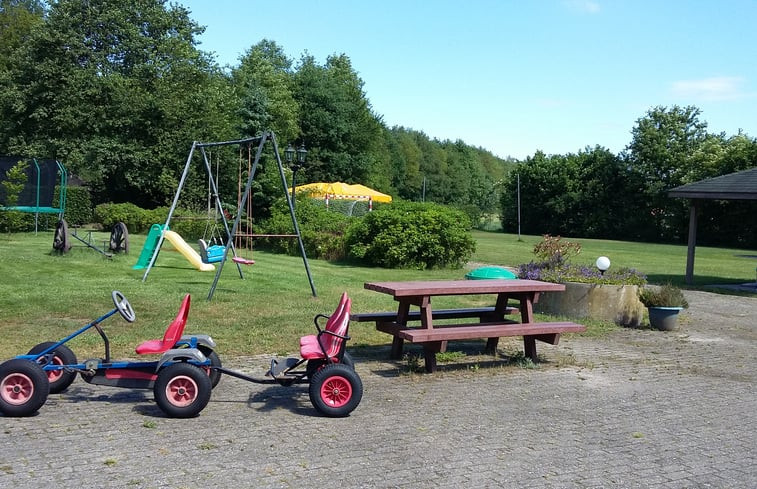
(84, 359), (100, 371)
(268, 357), (300, 378)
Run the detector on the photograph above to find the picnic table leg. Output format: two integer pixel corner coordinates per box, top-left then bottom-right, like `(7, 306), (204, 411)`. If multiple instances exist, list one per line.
(484, 292), (510, 354)
(523, 336), (537, 361)
(422, 341), (443, 373)
(390, 300), (412, 359)
(390, 337), (405, 359)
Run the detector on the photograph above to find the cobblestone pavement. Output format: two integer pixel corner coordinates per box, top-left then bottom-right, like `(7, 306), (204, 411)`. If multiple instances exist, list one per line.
(1, 290), (755, 488)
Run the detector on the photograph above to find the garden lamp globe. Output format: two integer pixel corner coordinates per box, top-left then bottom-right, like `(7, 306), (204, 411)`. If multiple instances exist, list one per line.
(596, 256), (611, 275)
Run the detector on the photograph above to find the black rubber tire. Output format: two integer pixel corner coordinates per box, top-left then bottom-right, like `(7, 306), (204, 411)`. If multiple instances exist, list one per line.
(306, 352), (354, 380)
(27, 342), (77, 394)
(341, 351), (355, 369)
(305, 359), (326, 380)
(52, 219), (70, 253)
(109, 222), (129, 253)
(0, 359), (50, 417)
(198, 347), (222, 389)
(154, 363), (212, 418)
(308, 363), (363, 417)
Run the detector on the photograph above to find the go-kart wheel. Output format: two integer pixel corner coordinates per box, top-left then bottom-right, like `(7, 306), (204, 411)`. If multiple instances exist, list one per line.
(111, 291), (136, 323)
(341, 351), (355, 369)
(154, 363), (211, 418)
(27, 342), (77, 394)
(198, 346), (222, 389)
(308, 363), (363, 417)
(305, 359), (326, 380)
(109, 222), (129, 253)
(306, 352), (355, 380)
(0, 359), (50, 417)
(52, 219), (70, 253)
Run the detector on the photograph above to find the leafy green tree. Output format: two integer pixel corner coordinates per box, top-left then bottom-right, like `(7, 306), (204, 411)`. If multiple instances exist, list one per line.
(625, 105), (711, 241)
(293, 53), (383, 184)
(0, 0), (237, 208)
(0, 159), (30, 232)
(232, 39), (299, 143)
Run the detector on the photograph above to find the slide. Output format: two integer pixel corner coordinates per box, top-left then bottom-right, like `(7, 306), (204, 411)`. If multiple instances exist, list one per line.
(163, 230), (216, 272)
(132, 224), (165, 270)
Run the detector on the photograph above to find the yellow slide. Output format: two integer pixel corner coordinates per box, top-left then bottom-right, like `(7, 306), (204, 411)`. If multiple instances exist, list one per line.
(163, 230), (216, 272)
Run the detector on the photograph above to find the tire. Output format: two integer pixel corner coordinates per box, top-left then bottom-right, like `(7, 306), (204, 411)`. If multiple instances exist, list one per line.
(154, 363), (212, 418)
(52, 219), (70, 253)
(198, 347), (222, 389)
(27, 342), (78, 394)
(109, 222), (129, 253)
(306, 352), (354, 380)
(305, 359), (326, 380)
(341, 351), (355, 369)
(0, 359), (50, 417)
(308, 363), (363, 417)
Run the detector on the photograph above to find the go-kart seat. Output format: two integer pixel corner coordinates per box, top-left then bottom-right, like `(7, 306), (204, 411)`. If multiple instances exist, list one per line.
(135, 294), (191, 355)
(300, 292), (351, 361)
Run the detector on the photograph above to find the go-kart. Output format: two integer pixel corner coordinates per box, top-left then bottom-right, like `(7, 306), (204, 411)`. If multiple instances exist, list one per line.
(0, 291), (363, 419)
(213, 292), (363, 417)
(0, 291), (220, 418)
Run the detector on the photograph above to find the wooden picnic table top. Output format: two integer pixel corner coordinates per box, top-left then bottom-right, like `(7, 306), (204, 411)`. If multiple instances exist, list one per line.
(364, 279), (565, 298)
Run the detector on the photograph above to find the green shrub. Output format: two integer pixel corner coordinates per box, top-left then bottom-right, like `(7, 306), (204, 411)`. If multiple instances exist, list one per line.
(257, 197), (351, 260)
(94, 202), (151, 233)
(57, 186), (92, 225)
(639, 283), (688, 308)
(345, 202), (475, 269)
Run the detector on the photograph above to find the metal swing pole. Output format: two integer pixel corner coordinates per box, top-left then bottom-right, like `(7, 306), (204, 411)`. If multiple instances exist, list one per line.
(208, 136), (267, 300)
(270, 131), (317, 297)
(142, 142), (197, 282)
(199, 147), (243, 278)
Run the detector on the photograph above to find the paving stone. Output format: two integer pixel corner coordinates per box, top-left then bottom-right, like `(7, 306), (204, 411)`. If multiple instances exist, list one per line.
(0, 290), (754, 488)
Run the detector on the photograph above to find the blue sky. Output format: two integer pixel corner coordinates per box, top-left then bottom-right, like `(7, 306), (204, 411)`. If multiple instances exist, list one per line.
(178, 0), (757, 160)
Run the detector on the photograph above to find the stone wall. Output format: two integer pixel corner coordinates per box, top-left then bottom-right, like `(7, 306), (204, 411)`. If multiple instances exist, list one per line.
(534, 282), (644, 327)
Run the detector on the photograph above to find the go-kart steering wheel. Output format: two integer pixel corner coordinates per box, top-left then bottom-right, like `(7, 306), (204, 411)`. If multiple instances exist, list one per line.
(112, 291), (136, 323)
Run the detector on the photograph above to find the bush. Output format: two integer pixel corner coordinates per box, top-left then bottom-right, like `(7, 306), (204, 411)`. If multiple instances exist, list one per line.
(94, 202), (151, 233)
(57, 186), (92, 225)
(257, 197), (352, 260)
(518, 234), (646, 286)
(639, 283), (688, 308)
(345, 202), (475, 269)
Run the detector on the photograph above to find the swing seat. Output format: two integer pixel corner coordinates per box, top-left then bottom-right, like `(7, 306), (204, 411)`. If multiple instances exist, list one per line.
(232, 256), (255, 265)
(198, 239), (225, 264)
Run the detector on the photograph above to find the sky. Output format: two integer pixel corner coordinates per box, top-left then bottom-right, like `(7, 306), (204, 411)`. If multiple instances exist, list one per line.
(177, 0), (757, 160)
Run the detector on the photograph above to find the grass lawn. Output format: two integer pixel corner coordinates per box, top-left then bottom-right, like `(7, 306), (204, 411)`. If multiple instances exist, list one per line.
(0, 229), (754, 361)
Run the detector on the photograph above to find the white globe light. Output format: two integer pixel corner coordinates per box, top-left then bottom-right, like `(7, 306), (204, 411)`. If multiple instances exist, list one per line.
(596, 256), (611, 272)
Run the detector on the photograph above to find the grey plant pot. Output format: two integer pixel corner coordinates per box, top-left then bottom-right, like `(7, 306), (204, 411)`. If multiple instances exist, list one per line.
(647, 306), (683, 331)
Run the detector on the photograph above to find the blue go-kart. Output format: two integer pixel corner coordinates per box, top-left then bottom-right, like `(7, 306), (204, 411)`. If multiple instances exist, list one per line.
(0, 291), (220, 418)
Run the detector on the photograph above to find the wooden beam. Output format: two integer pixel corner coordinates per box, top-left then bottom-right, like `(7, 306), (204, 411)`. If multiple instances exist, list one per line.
(685, 201), (698, 285)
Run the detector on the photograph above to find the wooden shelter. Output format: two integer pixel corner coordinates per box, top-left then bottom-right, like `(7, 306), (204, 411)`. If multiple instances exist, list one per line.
(668, 167), (757, 284)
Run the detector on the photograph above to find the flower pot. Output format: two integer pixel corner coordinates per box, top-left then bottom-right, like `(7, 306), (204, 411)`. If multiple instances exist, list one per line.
(647, 306), (683, 331)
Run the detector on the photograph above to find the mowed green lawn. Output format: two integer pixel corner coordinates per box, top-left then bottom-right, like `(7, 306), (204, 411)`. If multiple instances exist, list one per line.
(0, 229), (754, 360)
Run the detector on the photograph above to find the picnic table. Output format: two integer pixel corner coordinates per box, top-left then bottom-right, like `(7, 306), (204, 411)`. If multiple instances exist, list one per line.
(357, 279), (586, 372)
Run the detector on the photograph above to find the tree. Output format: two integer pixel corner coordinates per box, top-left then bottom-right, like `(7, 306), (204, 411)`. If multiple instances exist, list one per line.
(232, 39), (299, 143)
(625, 105), (711, 241)
(0, 0), (237, 208)
(293, 53), (383, 184)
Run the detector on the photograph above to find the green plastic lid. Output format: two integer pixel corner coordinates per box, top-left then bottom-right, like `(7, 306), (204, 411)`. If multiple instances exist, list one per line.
(465, 266), (517, 280)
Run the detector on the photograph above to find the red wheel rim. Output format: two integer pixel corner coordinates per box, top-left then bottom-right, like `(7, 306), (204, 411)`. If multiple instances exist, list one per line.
(46, 356), (64, 383)
(1, 372), (35, 406)
(165, 375), (198, 407)
(319, 375), (352, 408)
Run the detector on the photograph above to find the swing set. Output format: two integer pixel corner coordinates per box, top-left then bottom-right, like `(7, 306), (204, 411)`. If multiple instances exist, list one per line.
(140, 131), (316, 300)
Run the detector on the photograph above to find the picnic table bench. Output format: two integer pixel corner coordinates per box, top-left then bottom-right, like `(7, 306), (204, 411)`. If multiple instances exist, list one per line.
(360, 280), (586, 372)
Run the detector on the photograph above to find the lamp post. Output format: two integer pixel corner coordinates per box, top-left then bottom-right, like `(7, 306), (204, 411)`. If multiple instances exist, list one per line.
(286, 143), (307, 209)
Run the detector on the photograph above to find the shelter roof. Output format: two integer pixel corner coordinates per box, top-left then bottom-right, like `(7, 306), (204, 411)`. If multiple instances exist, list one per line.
(668, 167), (757, 200)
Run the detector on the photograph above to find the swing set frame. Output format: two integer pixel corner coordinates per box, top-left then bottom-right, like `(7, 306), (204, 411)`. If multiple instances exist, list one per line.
(140, 131), (316, 300)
